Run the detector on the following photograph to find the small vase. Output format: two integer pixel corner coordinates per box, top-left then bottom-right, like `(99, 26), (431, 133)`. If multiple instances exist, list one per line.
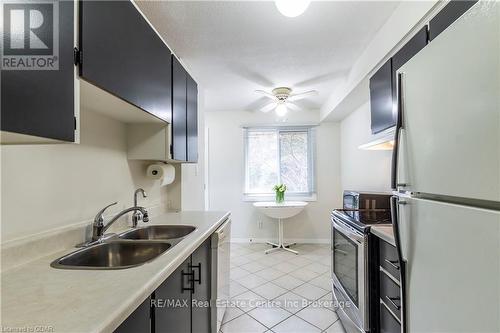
(275, 191), (284, 204)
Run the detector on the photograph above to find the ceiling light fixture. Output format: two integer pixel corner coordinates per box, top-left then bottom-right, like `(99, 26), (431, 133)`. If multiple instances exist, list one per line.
(275, 103), (288, 117)
(275, 0), (311, 18)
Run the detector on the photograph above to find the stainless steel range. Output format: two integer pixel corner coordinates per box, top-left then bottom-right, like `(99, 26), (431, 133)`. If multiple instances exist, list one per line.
(331, 191), (391, 333)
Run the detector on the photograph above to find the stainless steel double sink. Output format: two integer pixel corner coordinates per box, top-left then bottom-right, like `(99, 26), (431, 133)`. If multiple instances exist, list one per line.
(51, 225), (196, 270)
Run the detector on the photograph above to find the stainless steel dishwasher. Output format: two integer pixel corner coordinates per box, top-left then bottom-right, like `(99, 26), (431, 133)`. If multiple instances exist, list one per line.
(211, 218), (231, 333)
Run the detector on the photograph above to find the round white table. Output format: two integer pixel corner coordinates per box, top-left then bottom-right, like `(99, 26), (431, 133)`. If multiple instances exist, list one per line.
(253, 201), (308, 254)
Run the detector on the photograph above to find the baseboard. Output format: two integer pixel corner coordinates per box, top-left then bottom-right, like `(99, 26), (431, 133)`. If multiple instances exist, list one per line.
(231, 237), (330, 244)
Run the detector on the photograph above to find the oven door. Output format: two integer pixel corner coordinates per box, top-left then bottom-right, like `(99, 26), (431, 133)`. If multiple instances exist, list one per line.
(331, 217), (367, 332)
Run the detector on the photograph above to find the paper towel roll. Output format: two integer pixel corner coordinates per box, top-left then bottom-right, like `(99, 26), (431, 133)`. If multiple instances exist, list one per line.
(147, 163), (175, 186)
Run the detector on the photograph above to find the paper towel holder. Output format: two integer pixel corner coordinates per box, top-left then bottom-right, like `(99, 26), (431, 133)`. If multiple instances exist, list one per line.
(147, 163), (175, 186)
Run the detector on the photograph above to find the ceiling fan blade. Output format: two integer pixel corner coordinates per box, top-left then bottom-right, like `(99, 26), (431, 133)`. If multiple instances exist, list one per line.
(255, 90), (276, 100)
(288, 90), (318, 101)
(287, 102), (301, 111)
(260, 102), (277, 113)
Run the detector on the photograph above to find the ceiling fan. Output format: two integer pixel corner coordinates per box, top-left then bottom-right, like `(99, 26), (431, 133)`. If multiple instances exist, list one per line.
(255, 87), (317, 116)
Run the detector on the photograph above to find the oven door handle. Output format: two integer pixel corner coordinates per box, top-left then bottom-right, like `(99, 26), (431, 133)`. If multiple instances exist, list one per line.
(332, 220), (363, 244)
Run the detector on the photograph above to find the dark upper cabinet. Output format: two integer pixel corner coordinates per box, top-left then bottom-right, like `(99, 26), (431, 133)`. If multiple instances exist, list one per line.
(369, 59), (394, 134)
(392, 27), (428, 75)
(370, 26), (428, 135)
(186, 75), (198, 163)
(172, 56), (198, 163)
(392, 26), (428, 116)
(172, 56), (188, 161)
(1, 0), (75, 142)
(429, 0), (478, 41)
(191, 239), (211, 332)
(114, 296), (151, 333)
(79, 0), (172, 122)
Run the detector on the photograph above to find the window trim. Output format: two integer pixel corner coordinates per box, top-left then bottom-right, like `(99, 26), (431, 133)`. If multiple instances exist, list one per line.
(242, 125), (317, 201)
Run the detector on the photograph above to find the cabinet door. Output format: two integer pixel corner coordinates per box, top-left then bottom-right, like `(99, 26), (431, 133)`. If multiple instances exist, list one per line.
(155, 257), (191, 333)
(114, 296), (151, 333)
(429, 0), (477, 41)
(191, 239), (212, 333)
(186, 74), (198, 163)
(79, 0), (172, 122)
(172, 56), (187, 161)
(1, 0), (75, 142)
(379, 302), (401, 333)
(369, 59), (394, 134)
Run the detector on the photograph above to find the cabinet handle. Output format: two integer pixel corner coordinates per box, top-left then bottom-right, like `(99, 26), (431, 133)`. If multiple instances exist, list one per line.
(181, 270), (194, 293)
(385, 296), (401, 310)
(384, 259), (400, 270)
(190, 263), (202, 285)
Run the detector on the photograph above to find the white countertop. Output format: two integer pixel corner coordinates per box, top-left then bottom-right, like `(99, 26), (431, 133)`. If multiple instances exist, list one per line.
(1, 211), (230, 333)
(370, 225), (396, 246)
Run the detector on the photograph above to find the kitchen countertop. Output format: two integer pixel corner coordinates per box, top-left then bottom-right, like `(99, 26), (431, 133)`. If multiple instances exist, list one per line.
(370, 225), (395, 246)
(1, 211), (230, 333)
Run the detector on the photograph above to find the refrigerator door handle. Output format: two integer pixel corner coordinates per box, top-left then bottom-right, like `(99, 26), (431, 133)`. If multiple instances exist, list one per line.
(390, 195), (407, 333)
(391, 73), (404, 190)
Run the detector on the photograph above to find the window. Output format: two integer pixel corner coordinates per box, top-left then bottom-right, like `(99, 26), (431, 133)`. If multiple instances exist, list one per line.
(244, 126), (316, 199)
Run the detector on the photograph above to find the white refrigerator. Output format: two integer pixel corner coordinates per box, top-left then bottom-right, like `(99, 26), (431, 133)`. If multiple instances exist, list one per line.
(392, 1), (500, 332)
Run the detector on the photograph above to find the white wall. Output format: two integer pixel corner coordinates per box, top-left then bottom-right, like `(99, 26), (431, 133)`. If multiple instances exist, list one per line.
(340, 102), (392, 192)
(206, 110), (342, 243)
(0, 108), (174, 242)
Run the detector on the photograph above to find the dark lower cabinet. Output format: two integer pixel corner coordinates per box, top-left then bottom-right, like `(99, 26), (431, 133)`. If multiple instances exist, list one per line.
(79, 0), (172, 122)
(115, 297), (152, 333)
(1, 0), (76, 142)
(114, 239), (212, 333)
(155, 239), (211, 332)
(191, 239), (211, 332)
(380, 302), (401, 333)
(155, 257), (192, 333)
(373, 236), (402, 333)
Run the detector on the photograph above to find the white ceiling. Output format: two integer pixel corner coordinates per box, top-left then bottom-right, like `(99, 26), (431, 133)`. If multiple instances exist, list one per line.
(136, 1), (400, 112)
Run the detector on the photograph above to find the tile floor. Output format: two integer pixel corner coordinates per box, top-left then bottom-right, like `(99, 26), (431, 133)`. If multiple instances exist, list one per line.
(221, 243), (346, 333)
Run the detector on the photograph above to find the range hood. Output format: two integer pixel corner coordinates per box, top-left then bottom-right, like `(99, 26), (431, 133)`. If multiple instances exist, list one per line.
(358, 127), (395, 150)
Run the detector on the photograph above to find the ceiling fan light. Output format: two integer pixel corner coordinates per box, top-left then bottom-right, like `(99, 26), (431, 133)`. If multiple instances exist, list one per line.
(275, 104), (288, 117)
(275, 0), (311, 18)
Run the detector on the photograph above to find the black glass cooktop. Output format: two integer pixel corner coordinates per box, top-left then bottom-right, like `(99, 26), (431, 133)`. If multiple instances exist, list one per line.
(332, 209), (392, 232)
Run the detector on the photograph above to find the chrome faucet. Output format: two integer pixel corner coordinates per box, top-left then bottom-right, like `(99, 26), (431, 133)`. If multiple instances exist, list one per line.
(91, 202), (149, 242)
(132, 188), (148, 228)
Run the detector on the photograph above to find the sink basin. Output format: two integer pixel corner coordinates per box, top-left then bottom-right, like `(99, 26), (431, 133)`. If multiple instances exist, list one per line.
(253, 201), (308, 219)
(51, 241), (171, 270)
(118, 225), (196, 240)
